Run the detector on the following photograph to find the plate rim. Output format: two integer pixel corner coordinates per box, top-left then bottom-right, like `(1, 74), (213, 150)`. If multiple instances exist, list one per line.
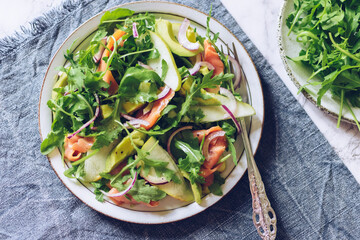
(277, 0), (357, 125)
(38, 1), (265, 224)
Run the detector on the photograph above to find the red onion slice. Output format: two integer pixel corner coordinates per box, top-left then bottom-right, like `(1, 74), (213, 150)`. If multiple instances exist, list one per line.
(167, 126), (193, 159)
(68, 93), (100, 139)
(178, 18), (200, 50)
(100, 172), (137, 197)
(157, 85), (170, 100)
(132, 22), (139, 38)
(202, 131), (226, 161)
(93, 37), (107, 63)
(121, 113), (136, 121)
(189, 61), (215, 75)
(64, 88), (78, 96)
(222, 105), (241, 133)
(58, 62), (71, 76)
(226, 54), (242, 89)
(138, 61), (153, 70)
(126, 124), (141, 129)
(220, 87), (236, 115)
(124, 119), (150, 129)
(187, 53), (215, 76)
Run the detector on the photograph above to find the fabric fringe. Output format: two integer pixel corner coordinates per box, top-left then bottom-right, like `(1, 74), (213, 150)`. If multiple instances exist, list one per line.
(0, 0), (94, 59)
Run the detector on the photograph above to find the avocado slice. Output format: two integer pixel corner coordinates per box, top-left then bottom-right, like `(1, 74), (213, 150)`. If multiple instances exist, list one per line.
(104, 131), (147, 173)
(171, 23), (197, 43)
(122, 101), (144, 114)
(141, 137), (194, 202)
(100, 105), (114, 119)
(180, 78), (221, 106)
(52, 72), (68, 100)
(196, 89), (223, 105)
(181, 170), (202, 204)
(155, 19), (203, 57)
(147, 31), (182, 91)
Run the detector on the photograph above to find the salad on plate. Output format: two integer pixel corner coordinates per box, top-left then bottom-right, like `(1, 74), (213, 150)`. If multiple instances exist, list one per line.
(40, 7), (255, 207)
(285, 0), (360, 129)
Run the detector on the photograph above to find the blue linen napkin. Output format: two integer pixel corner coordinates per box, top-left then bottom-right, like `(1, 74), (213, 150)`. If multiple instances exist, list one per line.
(0, 0), (359, 239)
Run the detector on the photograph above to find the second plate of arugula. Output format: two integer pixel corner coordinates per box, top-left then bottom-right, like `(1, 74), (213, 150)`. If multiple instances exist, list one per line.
(39, 2), (264, 224)
(279, 0), (360, 129)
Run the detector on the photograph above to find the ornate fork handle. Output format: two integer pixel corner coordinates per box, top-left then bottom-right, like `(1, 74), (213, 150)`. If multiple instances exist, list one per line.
(239, 118), (277, 240)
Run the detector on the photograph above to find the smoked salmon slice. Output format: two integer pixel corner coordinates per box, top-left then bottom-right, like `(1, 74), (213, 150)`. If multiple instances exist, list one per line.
(193, 126), (228, 185)
(139, 88), (175, 130)
(203, 40), (224, 93)
(203, 138), (227, 169)
(200, 163), (223, 179)
(192, 126), (222, 143)
(97, 29), (126, 95)
(64, 135), (94, 161)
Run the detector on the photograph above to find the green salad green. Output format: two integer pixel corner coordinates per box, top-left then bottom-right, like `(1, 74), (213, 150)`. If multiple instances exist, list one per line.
(286, 0), (360, 129)
(40, 7), (256, 206)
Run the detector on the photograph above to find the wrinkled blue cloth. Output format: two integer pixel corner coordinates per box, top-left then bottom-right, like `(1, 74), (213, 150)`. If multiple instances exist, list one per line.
(1, 0), (360, 239)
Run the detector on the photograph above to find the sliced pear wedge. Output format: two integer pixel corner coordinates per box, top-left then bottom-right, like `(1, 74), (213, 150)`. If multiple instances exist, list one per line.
(182, 94), (256, 123)
(147, 31), (181, 91)
(141, 137), (194, 202)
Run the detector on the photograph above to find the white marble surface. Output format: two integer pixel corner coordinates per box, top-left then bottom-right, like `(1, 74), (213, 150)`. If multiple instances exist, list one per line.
(1, 0), (359, 184)
(221, 0), (360, 184)
(0, 0), (65, 38)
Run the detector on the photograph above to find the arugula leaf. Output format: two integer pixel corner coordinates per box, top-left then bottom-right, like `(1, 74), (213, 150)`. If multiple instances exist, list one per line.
(91, 178), (110, 202)
(226, 136), (237, 165)
(141, 158), (181, 184)
(175, 140), (205, 184)
(205, 5), (213, 41)
(100, 8), (135, 24)
(286, 0), (360, 129)
(148, 48), (160, 60)
(221, 121), (236, 137)
(161, 104), (177, 117)
(91, 28), (108, 43)
(92, 99), (123, 149)
(99, 8), (135, 33)
(185, 108), (205, 123)
(40, 130), (65, 155)
(63, 162), (86, 179)
(123, 13), (156, 35)
(221, 121), (237, 164)
(161, 59), (168, 82)
(208, 172), (225, 196)
(118, 66), (163, 103)
(112, 176), (166, 203)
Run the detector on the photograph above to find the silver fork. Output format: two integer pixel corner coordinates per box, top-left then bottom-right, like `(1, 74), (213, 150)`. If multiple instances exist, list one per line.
(229, 43), (277, 240)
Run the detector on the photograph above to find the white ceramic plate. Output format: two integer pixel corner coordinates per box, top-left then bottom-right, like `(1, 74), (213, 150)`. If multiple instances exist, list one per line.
(39, 1), (264, 224)
(279, 0), (360, 124)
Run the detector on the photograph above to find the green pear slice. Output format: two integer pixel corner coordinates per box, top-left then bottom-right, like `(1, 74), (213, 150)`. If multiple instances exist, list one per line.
(141, 137), (194, 202)
(182, 94), (256, 122)
(147, 31), (181, 91)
